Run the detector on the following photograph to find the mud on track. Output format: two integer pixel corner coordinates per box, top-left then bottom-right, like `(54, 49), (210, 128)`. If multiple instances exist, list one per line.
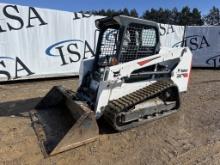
(0, 69), (220, 165)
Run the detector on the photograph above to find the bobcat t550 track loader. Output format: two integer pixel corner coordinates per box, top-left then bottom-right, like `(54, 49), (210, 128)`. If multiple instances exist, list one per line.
(30, 15), (192, 156)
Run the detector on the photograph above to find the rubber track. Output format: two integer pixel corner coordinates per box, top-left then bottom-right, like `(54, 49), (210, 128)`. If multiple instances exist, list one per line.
(104, 79), (178, 130)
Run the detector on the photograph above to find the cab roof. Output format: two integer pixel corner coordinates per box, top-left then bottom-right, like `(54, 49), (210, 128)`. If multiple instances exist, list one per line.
(95, 15), (159, 29)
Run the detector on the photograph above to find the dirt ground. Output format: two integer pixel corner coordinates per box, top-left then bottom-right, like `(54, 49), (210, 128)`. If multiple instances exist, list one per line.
(0, 69), (220, 165)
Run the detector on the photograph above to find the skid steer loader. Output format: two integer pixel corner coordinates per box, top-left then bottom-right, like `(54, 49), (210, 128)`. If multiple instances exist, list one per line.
(30, 15), (192, 156)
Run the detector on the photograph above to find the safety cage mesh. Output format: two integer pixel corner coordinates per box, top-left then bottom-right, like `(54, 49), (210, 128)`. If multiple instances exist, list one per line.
(100, 28), (119, 58)
(97, 28), (120, 66)
(120, 23), (157, 63)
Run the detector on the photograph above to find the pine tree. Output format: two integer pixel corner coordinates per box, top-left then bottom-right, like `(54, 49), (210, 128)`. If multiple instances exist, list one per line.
(130, 8), (138, 17)
(203, 6), (220, 25)
(179, 6), (191, 25)
(122, 8), (130, 16)
(192, 8), (203, 25)
(90, 6), (207, 26)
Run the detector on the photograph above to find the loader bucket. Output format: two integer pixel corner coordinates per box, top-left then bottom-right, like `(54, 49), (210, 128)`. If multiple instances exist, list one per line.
(30, 86), (99, 157)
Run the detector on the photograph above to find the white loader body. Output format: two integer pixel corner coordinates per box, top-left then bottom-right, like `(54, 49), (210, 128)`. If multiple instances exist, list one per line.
(79, 47), (192, 118)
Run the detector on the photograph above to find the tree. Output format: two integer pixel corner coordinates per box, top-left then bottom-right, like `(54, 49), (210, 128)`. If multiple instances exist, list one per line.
(130, 8), (138, 17)
(122, 8), (130, 16)
(106, 9), (115, 17)
(177, 6), (203, 25)
(142, 8), (159, 22)
(179, 6), (191, 25)
(203, 6), (220, 25)
(191, 8), (203, 25)
(169, 7), (180, 25)
(90, 6), (208, 26)
(142, 8), (173, 24)
(158, 8), (172, 24)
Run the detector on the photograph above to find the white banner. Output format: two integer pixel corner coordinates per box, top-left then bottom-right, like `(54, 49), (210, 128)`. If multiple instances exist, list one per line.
(2, 3), (218, 82)
(0, 3), (185, 82)
(184, 26), (220, 68)
(0, 3), (102, 81)
(158, 23), (185, 48)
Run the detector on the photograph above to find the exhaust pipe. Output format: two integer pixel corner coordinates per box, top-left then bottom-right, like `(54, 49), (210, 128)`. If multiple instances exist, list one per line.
(30, 86), (99, 157)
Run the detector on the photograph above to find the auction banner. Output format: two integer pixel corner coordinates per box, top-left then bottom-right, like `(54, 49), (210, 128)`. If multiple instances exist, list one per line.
(2, 3), (215, 82)
(183, 26), (220, 68)
(0, 3), (102, 81)
(158, 23), (185, 48)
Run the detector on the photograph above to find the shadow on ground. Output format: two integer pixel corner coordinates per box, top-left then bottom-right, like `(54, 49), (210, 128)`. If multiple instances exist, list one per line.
(0, 98), (42, 117)
(0, 97), (116, 133)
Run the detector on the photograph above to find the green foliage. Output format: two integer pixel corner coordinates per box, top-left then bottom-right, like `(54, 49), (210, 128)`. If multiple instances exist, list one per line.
(203, 6), (220, 25)
(130, 9), (138, 18)
(89, 6), (220, 26)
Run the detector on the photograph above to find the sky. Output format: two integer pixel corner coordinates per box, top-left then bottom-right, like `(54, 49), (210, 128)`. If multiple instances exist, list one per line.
(0, 0), (219, 15)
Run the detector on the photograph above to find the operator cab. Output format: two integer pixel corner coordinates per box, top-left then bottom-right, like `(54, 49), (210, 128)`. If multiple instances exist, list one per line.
(94, 15), (160, 70)
(78, 15), (161, 108)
